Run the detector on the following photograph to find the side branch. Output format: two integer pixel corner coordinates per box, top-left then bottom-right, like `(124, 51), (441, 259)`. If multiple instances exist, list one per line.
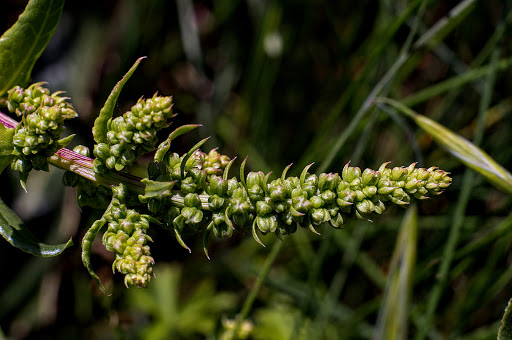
(0, 110), (145, 194)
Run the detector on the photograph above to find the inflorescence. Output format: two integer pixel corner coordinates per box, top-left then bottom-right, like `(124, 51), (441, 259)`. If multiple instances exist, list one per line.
(7, 82), (77, 188)
(2, 78), (452, 292)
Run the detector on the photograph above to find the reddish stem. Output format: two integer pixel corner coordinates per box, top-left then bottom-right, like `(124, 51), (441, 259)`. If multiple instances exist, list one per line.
(0, 110), (145, 194)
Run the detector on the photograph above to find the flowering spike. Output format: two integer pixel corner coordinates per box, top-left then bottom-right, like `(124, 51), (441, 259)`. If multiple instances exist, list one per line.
(3, 82), (453, 293)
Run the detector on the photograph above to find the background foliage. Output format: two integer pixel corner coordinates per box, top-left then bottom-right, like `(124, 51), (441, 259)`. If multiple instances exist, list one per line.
(1, 0), (512, 339)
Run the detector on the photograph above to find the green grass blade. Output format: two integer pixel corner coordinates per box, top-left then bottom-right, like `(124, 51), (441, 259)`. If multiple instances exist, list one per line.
(377, 98), (512, 196)
(0, 0), (64, 95)
(297, 0), (427, 169)
(373, 205), (417, 340)
(230, 239), (284, 340)
(413, 0), (477, 50)
(401, 57), (512, 107)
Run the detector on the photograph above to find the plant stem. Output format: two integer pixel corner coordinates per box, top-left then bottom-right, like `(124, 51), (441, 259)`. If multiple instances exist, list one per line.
(230, 239), (284, 339)
(0, 110), (233, 210)
(0, 109), (145, 193)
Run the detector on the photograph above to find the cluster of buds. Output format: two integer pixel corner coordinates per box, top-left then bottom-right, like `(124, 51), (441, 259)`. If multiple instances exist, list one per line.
(139, 148), (233, 252)
(140, 144), (452, 254)
(62, 145), (111, 209)
(6, 83), (77, 186)
(101, 184), (155, 288)
(93, 94), (174, 173)
(2, 72), (453, 293)
(7, 82), (76, 118)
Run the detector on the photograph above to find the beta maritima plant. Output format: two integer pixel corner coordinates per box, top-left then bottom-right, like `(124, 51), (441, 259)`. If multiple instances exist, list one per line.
(0, 58), (452, 294)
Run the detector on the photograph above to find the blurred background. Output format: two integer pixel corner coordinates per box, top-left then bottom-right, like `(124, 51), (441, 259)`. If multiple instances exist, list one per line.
(1, 0), (512, 339)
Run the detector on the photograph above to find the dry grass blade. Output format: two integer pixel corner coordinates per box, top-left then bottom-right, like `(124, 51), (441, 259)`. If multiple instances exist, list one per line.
(377, 97), (512, 196)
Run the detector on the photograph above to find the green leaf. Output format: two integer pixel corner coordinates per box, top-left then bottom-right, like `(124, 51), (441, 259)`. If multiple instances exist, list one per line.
(154, 124), (201, 163)
(92, 57), (146, 144)
(81, 217), (110, 295)
(55, 134), (75, 148)
(0, 0), (65, 96)
(378, 98), (512, 196)
(499, 298), (512, 340)
(0, 124), (14, 174)
(0, 196), (73, 256)
(180, 137), (210, 179)
(139, 178), (176, 201)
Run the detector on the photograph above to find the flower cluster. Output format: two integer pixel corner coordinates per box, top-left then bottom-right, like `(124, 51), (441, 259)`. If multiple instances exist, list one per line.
(62, 145), (111, 209)
(140, 146), (452, 253)
(7, 82), (76, 118)
(101, 184), (155, 288)
(92, 94), (174, 173)
(2, 68), (453, 293)
(6, 83), (77, 186)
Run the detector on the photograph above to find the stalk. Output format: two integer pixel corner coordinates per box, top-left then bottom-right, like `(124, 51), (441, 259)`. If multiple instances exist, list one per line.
(1, 109), (145, 194)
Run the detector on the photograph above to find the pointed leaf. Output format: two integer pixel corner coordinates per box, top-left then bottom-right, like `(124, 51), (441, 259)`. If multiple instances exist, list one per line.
(92, 57), (146, 144)
(0, 0), (65, 95)
(154, 124), (201, 163)
(81, 218), (110, 295)
(180, 137), (210, 179)
(379, 98), (512, 196)
(0, 124), (14, 174)
(0, 196), (73, 256)
(138, 178), (175, 201)
(55, 134), (75, 148)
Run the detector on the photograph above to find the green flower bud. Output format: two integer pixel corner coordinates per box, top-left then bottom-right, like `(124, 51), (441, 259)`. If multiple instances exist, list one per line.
(181, 207), (204, 226)
(105, 156), (117, 169)
(94, 143), (110, 160)
(208, 194), (225, 211)
(320, 190), (336, 204)
(311, 208), (330, 225)
(73, 145), (90, 157)
(180, 176), (198, 193)
(213, 221), (233, 238)
(247, 171), (265, 188)
(120, 149), (136, 165)
(356, 199), (375, 215)
(318, 173), (340, 192)
(342, 163), (361, 183)
(362, 186), (377, 198)
(310, 196), (324, 209)
(256, 201), (273, 216)
(184, 193), (201, 207)
(256, 215), (278, 234)
(329, 213), (344, 228)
